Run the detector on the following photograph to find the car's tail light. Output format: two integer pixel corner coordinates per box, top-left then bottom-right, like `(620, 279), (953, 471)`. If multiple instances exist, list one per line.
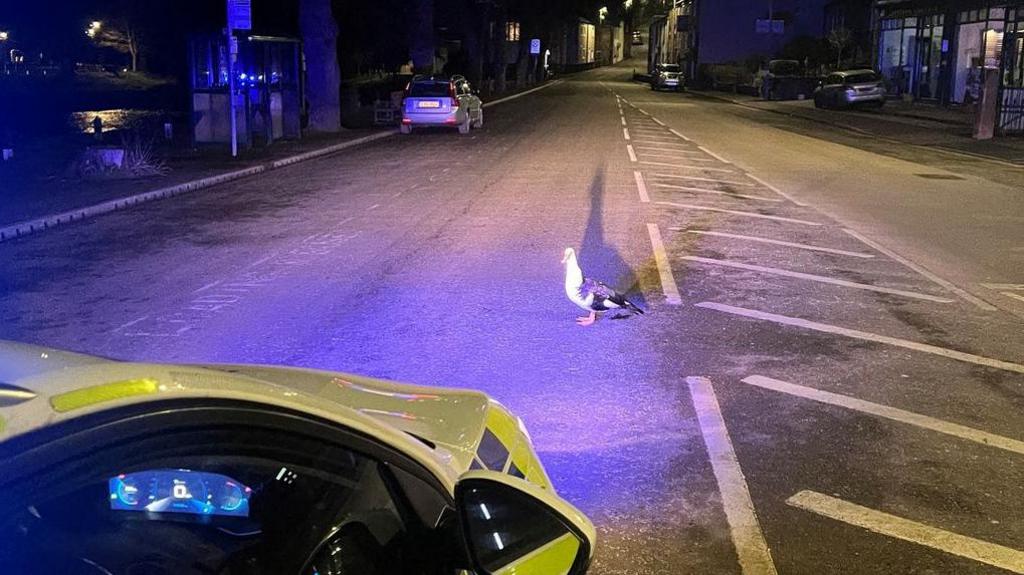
(449, 84), (459, 108)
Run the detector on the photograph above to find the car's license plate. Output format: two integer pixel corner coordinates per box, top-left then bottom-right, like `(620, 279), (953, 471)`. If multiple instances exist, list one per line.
(417, 101), (440, 108)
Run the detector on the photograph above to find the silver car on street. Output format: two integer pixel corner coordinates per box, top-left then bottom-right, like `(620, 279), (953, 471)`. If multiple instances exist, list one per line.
(401, 75), (484, 135)
(814, 69), (887, 109)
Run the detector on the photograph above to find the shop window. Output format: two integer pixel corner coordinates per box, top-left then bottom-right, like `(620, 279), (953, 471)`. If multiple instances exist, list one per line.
(506, 21), (521, 42)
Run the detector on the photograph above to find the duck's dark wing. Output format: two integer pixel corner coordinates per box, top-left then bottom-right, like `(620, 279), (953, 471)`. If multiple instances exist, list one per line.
(580, 278), (620, 311)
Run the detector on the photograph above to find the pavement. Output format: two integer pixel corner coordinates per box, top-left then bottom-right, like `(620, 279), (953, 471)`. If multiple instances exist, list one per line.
(2, 59), (1023, 574)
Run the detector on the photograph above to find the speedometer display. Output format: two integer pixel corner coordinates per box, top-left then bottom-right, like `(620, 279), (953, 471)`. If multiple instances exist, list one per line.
(109, 470), (251, 518)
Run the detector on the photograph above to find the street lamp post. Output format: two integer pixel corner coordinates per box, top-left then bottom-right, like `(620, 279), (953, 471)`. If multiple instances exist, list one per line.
(0, 32), (8, 75)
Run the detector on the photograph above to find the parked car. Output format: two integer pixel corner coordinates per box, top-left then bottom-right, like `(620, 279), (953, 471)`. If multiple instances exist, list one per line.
(754, 59), (819, 101)
(0, 340), (595, 575)
(650, 63), (684, 91)
(814, 70), (887, 109)
(402, 75), (483, 135)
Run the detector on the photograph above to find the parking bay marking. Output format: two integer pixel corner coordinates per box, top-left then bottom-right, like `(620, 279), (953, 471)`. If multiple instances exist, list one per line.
(653, 183), (781, 202)
(1002, 292), (1024, 303)
(741, 375), (1024, 456)
(647, 223), (682, 304)
(652, 173), (759, 187)
(843, 228), (997, 312)
(641, 161), (737, 173)
(643, 154), (718, 163)
(695, 302), (1024, 375)
(787, 491), (1024, 574)
(656, 202), (824, 226)
(682, 255), (954, 303)
(982, 283), (1024, 290)
(687, 376), (779, 575)
(680, 230), (875, 258)
(636, 147), (704, 155)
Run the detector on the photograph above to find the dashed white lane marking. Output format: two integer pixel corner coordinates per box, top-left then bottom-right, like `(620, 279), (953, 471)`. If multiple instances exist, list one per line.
(634, 171), (650, 203)
(680, 230), (875, 258)
(742, 375), (1024, 456)
(687, 376), (779, 575)
(696, 144), (737, 164)
(641, 161), (737, 173)
(842, 229), (997, 311)
(626, 145), (638, 163)
(623, 128), (631, 140)
(786, 491), (1024, 574)
(657, 202), (824, 226)
(696, 302), (1024, 374)
(683, 255), (954, 303)
(621, 116), (627, 126)
(647, 223), (682, 304)
(654, 183), (781, 202)
(652, 173), (758, 186)
(669, 128), (692, 141)
(743, 174), (809, 207)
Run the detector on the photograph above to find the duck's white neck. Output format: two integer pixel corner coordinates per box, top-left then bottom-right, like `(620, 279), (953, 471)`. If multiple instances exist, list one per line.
(564, 253), (583, 290)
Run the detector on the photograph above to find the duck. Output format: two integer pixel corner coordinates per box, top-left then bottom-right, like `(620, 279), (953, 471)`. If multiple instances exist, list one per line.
(561, 247), (645, 326)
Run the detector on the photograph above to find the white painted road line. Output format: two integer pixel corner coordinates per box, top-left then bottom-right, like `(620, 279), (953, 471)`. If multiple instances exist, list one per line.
(634, 171), (650, 203)
(623, 128), (631, 140)
(696, 302), (1024, 374)
(627, 145), (637, 163)
(654, 183), (781, 202)
(647, 224), (682, 304)
(635, 135), (687, 142)
(842, 229), (998, 311)
(657, 202), (825, 226)
(641, 162), (737, 173)
(682, 255), (954, 303)
(636, 147), (703, 155)
(681, 230), (874, 258)
(653, 118), (666, 126)
(669, 128), (692, 141)
(742, 173), (809, 207)
(621, 116), (627, 126)
(742, 375), (1024, 455)
(787, 491), (1024, 574)
(652, 173), (758, 186)
(687, 376), (779, 575)
(697, 145), (734, 165)
(643, 154), (718, 163)
(982, 283), (1024, 290)
(483, 79), (564, 107)
(1003, 292), (1024, 303)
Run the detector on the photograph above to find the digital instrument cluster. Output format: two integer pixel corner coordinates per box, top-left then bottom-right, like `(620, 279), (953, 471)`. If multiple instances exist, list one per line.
(109, 469), (251, 518)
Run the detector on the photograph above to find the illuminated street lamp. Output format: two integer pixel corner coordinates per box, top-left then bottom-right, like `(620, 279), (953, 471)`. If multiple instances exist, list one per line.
(86, 21), (102, 38)
(599, 6), (608, 21)
(0, 31), (9, 42)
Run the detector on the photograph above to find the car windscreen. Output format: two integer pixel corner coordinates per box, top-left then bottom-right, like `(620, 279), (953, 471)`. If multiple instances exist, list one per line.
(409, 82), (451, 97)
(844, 72), (879, 84)
(661, 65), (681, 73)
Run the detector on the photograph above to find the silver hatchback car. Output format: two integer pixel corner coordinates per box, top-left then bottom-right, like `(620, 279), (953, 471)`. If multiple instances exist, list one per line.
(401, 75), (483, 134)
(814, 69), (886, 109)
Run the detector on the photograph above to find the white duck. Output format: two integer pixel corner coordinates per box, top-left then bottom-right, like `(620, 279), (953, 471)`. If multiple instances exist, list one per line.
(562, 247), (645, 326)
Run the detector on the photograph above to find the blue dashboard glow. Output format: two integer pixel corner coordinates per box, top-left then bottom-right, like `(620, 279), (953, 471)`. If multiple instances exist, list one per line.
(109, 469), (251, 518)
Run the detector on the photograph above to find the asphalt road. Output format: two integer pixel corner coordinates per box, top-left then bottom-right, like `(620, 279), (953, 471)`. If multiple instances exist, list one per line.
(2, 60), (1023, 574)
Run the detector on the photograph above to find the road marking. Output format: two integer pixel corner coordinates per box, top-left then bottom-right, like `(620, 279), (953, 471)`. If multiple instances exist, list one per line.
(696, 145), (734, 165)
(641, 162), (737, 173)
(742, 375), (1024, 455)
(636, 146), (702, 154)
(687, 376), (778, 575)
(482, 80), (564, 107)
(639, 109), (651, 116)
(647, 223), (682, 304)
(742, 174), (809, 207)
(192, 280), (223, 294)
(652, 173), (758, 186)
(634, 171), (650, 203)
(627, 145), (637, 163)
(112, 316), (150, 333)
(621, 116), (627, 126)
(1003, 292), (1024, 303)
(696, 302), (1024, 374)
(653, 183), (781, 202)
(653, 117), (666, 126)
(657, 202), (825, 226)
(635, 135), (687, 142)
(842, 229), (998, 311)
(680, 230), (875, 258)
(982, 283), (1024, 290)
(669, 128), (692, 141)
(643, 154), (718, 162)
(623, 128), (631, 140)
(787, 491), (1024, 574)
(682, 255), (953, 303)
(368, 204), (380, 211)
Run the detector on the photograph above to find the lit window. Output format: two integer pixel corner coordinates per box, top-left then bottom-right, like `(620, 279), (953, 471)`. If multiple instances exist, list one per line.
(506, 21), (521, 42)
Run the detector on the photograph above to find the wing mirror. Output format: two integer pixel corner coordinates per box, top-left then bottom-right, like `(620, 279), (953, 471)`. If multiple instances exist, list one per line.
(456, 471), (595, 575)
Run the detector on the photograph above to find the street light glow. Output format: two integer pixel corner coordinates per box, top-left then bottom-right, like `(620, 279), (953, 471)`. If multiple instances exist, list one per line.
(599, 6), (608, 21)
(87, 21), (102, 38)
(0, 32), (8, 42)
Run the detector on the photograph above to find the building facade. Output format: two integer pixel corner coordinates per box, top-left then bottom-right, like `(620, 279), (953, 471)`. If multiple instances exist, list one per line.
(873, 1), (1024, 132)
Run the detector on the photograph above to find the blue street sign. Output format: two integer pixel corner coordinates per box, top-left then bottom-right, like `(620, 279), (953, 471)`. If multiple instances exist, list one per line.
(530, 39), (541, 55)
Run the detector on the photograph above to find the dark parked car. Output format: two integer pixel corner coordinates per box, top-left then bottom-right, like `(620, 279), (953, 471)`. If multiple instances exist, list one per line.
(814, 70), (887, 109)
(650, 64), (683, 92)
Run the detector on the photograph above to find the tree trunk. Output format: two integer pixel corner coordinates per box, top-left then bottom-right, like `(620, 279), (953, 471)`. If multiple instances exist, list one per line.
(408, 0), (435, 73)
(300, 0), (341, 132)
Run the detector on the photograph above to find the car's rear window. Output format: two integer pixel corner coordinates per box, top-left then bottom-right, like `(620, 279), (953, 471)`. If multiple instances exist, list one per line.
(661, 65), (681, 73)
(845, 73), (879, 84)
(409, 82), (451, 97)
